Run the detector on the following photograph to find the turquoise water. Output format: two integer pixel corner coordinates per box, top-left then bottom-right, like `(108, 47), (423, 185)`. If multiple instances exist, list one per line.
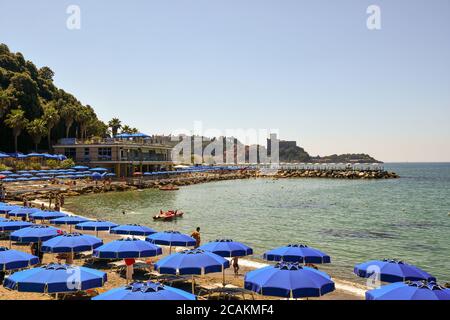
(64, 163), (450, 283)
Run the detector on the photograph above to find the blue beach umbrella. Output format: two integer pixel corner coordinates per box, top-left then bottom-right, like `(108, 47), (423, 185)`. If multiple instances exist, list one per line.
(10, 225), (60, 243)
(244, 262), (335, 299)
(92, 281), (196, 300)
(51, 216), (89, 232)
(154, 249), (229, 293)
(51, 216), (89, 225)
(3, 263), (107, 294)
(198, 239), (253, 257)
(110, 224), (157, 236)
(89, 168), (108, 172)
(7, 207), (42, 218)
(75, 220), (118, 237)
(354, 259), (436, 283)
(29, 211), (67, 221)
(105, 173), (116, 177)
(72, 165), (90, 170)
(0, 205), (21, 214)
(2, 178), (17, 183)
(20, 173), (33, 177)
(146, 231), (196, 248)
(0, 247), (39, 271)
(93, 238), (162, 259)
(263, 244), (331, 264)
(154, 249), (229, 275)
(0, 220), (33, 231)
(91, 172), (103, 180)
(41, 233), (103, 254)
(366, 281), (450, 300)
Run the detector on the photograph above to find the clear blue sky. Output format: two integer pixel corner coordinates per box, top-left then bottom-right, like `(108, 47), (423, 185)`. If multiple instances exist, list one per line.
(1, 0), (449, 162)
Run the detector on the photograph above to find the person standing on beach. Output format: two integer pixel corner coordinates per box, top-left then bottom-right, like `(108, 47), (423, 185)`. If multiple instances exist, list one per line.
(231, 257), (240, 276)
(191, 227), (201, 248)
(0, 185), (6, 201)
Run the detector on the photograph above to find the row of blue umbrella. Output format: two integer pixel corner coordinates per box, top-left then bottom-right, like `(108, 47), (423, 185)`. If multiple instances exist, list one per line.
(142, 166), (246, 176)
(0, 152), (67, 160)
(2, 201), (449, 300)
(1, 167), (114, 183)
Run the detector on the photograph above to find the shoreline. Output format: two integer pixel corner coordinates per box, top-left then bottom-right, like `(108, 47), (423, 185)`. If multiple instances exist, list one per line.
(3, 169), (398, 202)
(26, 198), (367, 299)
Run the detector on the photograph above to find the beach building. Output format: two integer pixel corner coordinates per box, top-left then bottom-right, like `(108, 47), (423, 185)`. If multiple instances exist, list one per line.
(53, 134), (174, 177)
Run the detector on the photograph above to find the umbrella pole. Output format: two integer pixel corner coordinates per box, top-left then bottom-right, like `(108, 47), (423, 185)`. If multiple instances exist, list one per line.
(191, 275), (195, 294)
(69, 225), (72, 233)
(222, 268), (225, 287)
(169, 245), (172, 254)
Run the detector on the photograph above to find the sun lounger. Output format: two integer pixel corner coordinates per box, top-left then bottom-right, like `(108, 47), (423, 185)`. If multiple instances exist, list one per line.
(198, 283), (255, 300)
(108, 259), (151, 273)
(147, 270), (191, 285)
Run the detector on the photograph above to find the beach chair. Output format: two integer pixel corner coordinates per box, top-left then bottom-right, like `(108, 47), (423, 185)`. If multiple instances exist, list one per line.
(198, 283), (255, 300)
(147, 270), (191, 285)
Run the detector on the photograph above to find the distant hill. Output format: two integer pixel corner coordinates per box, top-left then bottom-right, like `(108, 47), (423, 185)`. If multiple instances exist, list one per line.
(310, 153), (382, 163)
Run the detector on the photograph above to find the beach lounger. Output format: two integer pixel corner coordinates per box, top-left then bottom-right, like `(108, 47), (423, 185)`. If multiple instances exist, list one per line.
(198, 283), (255, 300)
(108, 259), (151, 274)
(147, 271), (191, 285)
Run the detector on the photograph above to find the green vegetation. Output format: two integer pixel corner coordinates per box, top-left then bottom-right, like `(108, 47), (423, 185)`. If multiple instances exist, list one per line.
(0, 43), (108, 153)
(311, 153), (381, 163)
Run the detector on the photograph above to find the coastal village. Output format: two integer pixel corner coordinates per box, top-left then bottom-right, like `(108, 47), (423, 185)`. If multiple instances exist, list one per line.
(0, 40), (448, 302)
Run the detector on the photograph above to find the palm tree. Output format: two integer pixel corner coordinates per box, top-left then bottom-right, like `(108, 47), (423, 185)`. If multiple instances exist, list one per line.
(108, 118), (122, 137)
(75, 106), (92, 140)
(5, 109), (29, 152)
(0, 90), (10, 118)
(27, 118), (47, 151)
(121, 125), (133, 134)
(60, 104), (78, 138)
(42, 102), (60, 150)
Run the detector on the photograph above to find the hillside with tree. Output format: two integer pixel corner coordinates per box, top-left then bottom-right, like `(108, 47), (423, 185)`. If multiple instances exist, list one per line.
(0, 43), (108, 153)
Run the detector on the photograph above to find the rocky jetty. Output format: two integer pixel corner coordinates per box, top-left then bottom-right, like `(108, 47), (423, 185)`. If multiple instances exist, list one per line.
(5, 169), (398, 201)
(265, 169), (399, 180)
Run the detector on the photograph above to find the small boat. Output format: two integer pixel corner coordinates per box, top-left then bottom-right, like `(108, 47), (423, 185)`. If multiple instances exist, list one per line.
(153, 210), (184, 221)
(159, 185), (179, 191)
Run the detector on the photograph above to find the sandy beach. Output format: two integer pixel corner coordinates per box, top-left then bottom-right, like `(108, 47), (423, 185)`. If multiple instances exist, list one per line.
(0, 199), (366, 300)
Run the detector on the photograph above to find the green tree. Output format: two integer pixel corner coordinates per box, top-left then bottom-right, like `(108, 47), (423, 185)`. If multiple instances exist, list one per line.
(0, 89), (10, 118)
(5, 109), (28, 152)
(75, 106), (92, 140)
(60, 104), (78, 138)
(27, 118), (47, 151)
(38, 66), (54, 81)
(108, 118), (122, 137)
(42, 102), (60, 150)
(121, 125), (133, 134)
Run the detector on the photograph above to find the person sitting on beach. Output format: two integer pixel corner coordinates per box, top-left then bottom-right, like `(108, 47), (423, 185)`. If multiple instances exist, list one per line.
(191, 227), (201, 248)
(232, 256), (240, 276)
(40, 203), (46, 211)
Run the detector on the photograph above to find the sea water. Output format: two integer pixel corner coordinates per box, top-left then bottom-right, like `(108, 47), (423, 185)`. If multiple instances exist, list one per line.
(65, 163), (450, 283)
